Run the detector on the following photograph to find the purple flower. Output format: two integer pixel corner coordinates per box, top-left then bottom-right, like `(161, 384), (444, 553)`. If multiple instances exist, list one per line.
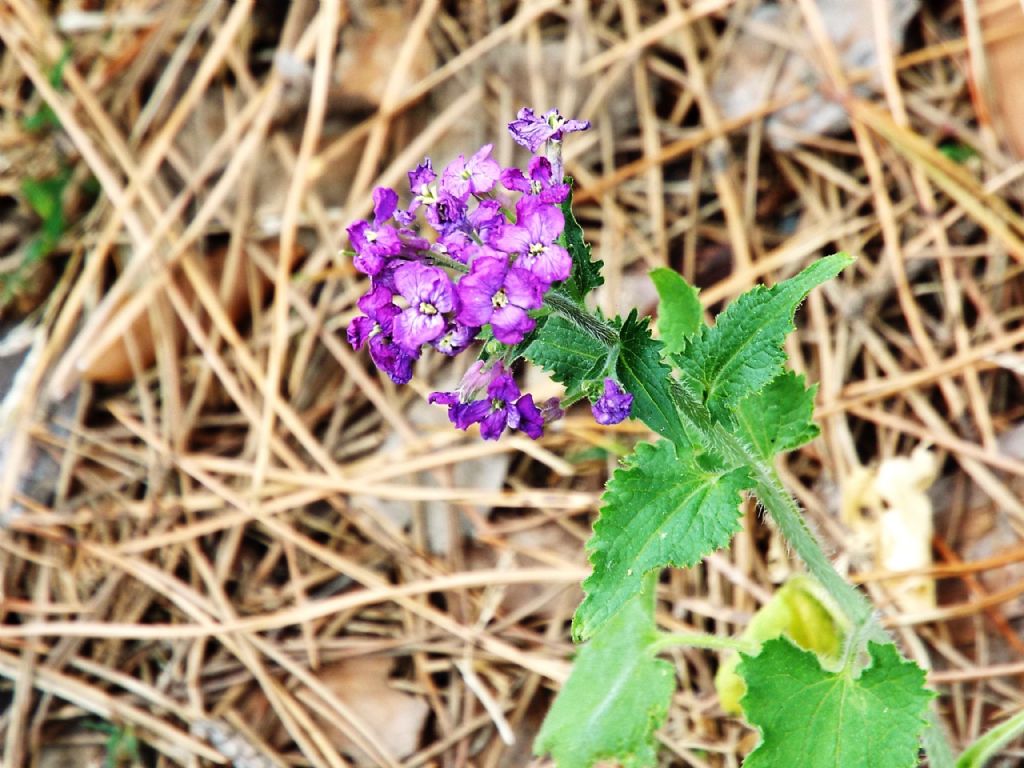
(428, 360), (495, 430)
(431, 320), (477, 356)
(468, 372), (521, 439)
(441, 144), (501, 200)
(347, 287), (418, 384)
(592, 378), (633, 425)
(431, 231), (474, 263)
(392, 263), (458, 352)
(424, 193), (468, 235)
(515, 393), (544, 439)
(490, 200), (571, 286)
(500, 156), (569, 205)
(508, 108), (591, 153)
(456, 255), (543, 344)
(357, 283), (396, 316)
(468, 199), (505, 242)
(409, 158), (436, 200)
(348, 187), (402, 276)
(429, 362), (544, 440)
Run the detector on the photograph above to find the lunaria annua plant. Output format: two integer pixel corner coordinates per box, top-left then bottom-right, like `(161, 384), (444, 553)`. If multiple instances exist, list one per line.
(344, 108), (981, 768)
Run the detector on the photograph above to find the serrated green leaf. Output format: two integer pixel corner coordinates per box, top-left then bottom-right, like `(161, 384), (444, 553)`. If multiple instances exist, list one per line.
(715, 575), (847, 714)
(573, 439), (750, 641)
(524, 315), (607, 396)
(679, 254), (852, 418)
(650, 268), (702, 355)
(536, 578), (673, 768)
(734, 371), (820, 460)
(739, 639), (932, 768)
(559, 185), (604, 303)
(616, 310), (692, 448)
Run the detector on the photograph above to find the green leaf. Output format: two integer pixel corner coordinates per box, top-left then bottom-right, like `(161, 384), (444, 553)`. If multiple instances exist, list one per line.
(733, 371), (820, 460)
(939, 141), (977, 165)
(678, 254), (852, 418)
(559, 185), (604, 303)
(956, 708), (1024, 768)
(536, 577), (674, 768)
(715, 575), (847, 714)
(573, 439), (749, 641)
(616, 310), (692, 448)
(524, 315), (607, 397)
(739, 639), (932, 768)
(650, 268), (702, 355)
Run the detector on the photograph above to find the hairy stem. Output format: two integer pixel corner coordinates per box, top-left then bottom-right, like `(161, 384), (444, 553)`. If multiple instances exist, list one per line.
(543, 290), (619, 346)
(668, 380), (873, 627)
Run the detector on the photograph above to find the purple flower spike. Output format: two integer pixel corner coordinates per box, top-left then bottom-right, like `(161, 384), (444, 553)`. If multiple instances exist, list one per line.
(500, 156), (570, 205)
(442, 144), (502, 200)
(592, 378), (634, 425)
(457, 256), (543, 344)
(392, 263), (458, 352)
(491, 200), (571, 286)
(508, 108), (591, 153)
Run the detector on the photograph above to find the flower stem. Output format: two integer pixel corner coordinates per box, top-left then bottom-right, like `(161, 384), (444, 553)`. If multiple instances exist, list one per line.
(428, 253), (470, 273)
(651, 632), (756, 655)
(669, 380), (875, 629)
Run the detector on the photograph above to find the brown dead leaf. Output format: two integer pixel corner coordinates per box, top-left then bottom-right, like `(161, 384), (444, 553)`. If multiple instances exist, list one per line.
(37, 744), (106, 768)
(974, 0), (1024, 157)
(711, 0), (920, 150)
(79, 243), (272, 383)
(467, 524), (583, 620)
(841, 446), (938, 612)
(333, 8), (437, 113)
(242, 656), (428, 765)
(295, 656), (429, 764)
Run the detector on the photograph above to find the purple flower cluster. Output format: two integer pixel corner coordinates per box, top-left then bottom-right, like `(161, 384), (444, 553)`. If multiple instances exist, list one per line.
(347, 109), (628, 440)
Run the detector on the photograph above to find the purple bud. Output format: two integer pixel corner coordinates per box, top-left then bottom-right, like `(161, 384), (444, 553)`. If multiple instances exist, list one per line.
(592, 378), (633, 425)
(539, 397), (564, 425)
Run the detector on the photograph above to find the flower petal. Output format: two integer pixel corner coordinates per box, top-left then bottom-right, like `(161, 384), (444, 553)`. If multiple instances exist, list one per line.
(503, 267), (544, 309)
(394, 308), (445, 351)
(490, 224), (532, 255)
(490, 304), (535, 344)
